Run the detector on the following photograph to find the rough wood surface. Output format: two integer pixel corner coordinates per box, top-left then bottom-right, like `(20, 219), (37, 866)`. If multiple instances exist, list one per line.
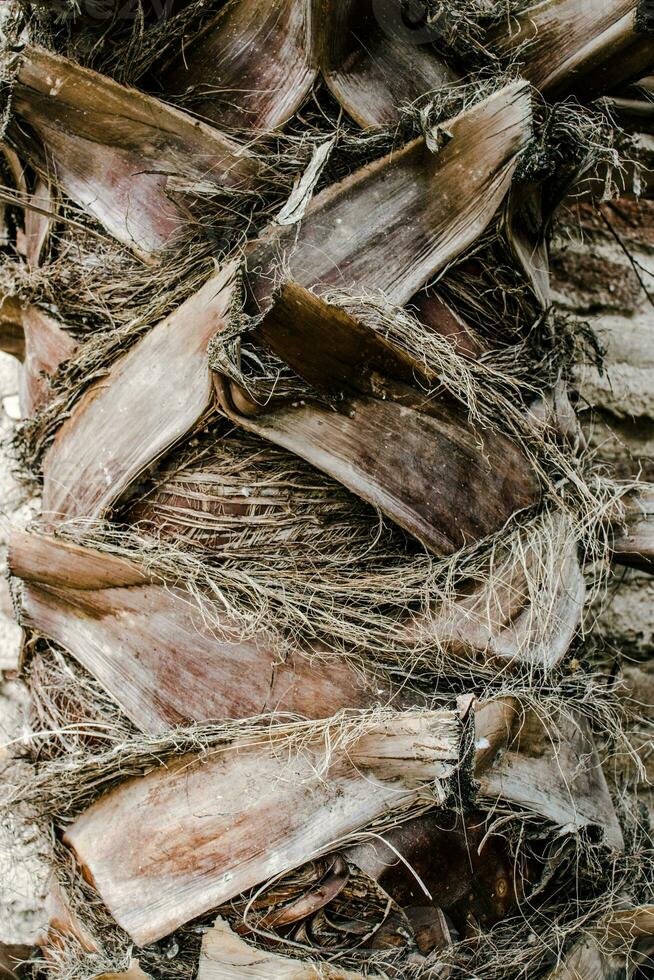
(252, 281), (435, 396)
(16, 178), (53, 269)
(218, 282), (538, 555)
(220, 385), (538, 556)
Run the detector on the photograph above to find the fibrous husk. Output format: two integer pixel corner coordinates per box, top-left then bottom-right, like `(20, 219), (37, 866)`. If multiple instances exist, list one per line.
(62, 708), (466, 944)
(0, 6), (651, 980)
(547, 937), (631, 980)
(396, 510), (585, 671)
(122, 425), (584, 675)
(19, 305), (76, 417)
(39, 876), (99, 956)
(38, 84), (533, 527)
(504, 181), (551, 309)
(32, 81), (530, 525)
(28, 501), (587, 683)
(15, 177), (54, 269)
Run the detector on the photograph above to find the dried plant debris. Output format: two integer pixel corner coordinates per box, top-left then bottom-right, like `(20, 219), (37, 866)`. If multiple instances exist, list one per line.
(122, 434), (583, 675)
(17, 504), (587, 682)
(196, 916), (375, 978)
(503, 181), (551, 308)
(16, 176), (54, 269)
(18, 304), (76, 416)
(343, 808), (527, 938)
(0, 2), (652, 979)
(38, 87), (533, 525)
(39, 876), (99, 957)
(96, 966), (151, 980)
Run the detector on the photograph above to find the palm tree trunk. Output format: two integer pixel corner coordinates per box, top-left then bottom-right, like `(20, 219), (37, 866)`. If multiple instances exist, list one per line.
(0, 2), (653, 978)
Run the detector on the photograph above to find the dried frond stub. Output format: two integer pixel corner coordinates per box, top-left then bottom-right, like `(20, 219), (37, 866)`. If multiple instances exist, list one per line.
(4, 45), (264, 259)
(486, 0), (654, 101)
(9, 528), (407, 733)
(215, 281), (539, 556)
(161, 0), (315, 133)
(41, 263), (238, 520)
(161, 0), (457, 132)
(246, 80), (533, 305)
(478, 706), (625, 849)
(63, 708), (466, 944)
